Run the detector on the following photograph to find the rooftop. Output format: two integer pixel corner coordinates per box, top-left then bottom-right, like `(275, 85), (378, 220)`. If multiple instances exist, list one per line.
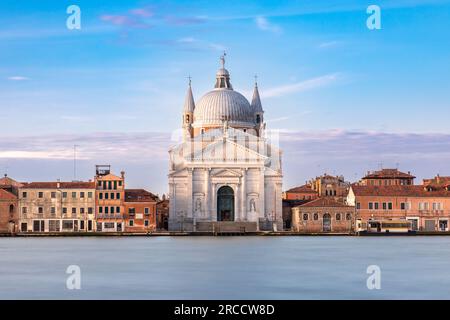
(21, 181), (95, 189)
(362, 169), (415, 180)
(297, 197), (353, 208)
(285, 185), (317, 194)
(125, 189), (158, 202)
(351, 185), (450, 197)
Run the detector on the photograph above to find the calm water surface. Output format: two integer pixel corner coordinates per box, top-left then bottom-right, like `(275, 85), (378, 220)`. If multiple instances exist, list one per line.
(1, 236), (450, 299)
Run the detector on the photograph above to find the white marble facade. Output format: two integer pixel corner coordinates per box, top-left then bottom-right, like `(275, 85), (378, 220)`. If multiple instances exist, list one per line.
(168, 55), (283, 231)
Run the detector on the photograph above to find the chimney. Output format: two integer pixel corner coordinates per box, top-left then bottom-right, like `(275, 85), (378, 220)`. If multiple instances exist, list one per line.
(437, 174), (440, 184)
(57, 178), (61, 189)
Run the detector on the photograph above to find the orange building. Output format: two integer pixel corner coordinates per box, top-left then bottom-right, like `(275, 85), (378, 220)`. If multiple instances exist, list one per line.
(348, 184), (450, 231)
(124, 189), (158, 233)
(360, 168), (415, 186)
(282, 185), (319, 201)
(94, 165), (125, 232)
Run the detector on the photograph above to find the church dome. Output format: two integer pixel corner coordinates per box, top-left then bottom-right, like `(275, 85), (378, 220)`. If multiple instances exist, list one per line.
(192, 54), (256, 128)
(193, 89), (255, 127)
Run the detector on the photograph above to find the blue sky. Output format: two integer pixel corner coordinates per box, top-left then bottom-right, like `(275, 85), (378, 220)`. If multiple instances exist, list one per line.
(1, 0), (450, 193)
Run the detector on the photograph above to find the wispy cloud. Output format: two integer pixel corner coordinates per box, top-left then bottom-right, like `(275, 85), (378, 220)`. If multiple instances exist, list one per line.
(7, 76), (30, 81)
(318, 40), (342, 49)
(164, 15), (207, 26)
(100, 14), (152, 29)
(255, 16), (282, 34)
(262, 73), (341, 98)
(163, 37), (226, 52)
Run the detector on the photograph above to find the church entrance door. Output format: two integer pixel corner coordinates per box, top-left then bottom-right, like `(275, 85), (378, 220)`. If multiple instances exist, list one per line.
(217, 186), (234, 221)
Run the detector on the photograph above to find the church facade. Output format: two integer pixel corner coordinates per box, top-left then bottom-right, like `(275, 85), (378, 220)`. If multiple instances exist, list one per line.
(168, 56), (283, 232)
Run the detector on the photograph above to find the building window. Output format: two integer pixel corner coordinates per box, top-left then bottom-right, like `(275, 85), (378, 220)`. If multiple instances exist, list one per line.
(99, 207), (103, 214)
(51, 207), (56, 215)
(111, 207), (115, 214)
(51, 192), (56, 198)
(401, 202), (406, 210)
(118, 181), (122, 187)
(72, 208), (76, 214)
(104, 222), (115, 229)
(388, 202), (393, 210)
(336, 213), (341, 221)
(63, 192), (67, 198)
(88, 192), (93, 198)
(80, 208), (85, 214)
(63, 207), (67, 214)
(302, 213), (309, 221)
(38, 207), (43, 214)
(99, 193), (103, 200)
(374, 202), (379, 210)
(88, 207), (93, 214)
(114, 181), (117, 190)
(129, 220), (134, 227)
(129, 208), (136, 216)
(72, 192), (76, 198)
(346, 213), (352, 221)
(105, 193), (109, 200)
(38, 192), (44, 198)
(313, 213), (319, 220)
(105, 207), (109, 214)
(22, 192), (27, 198)
(369, 202), (374, 210)
(144, 220), (149, 227)
(80, 192), (85, 198)
(108, 181), (112, 190)
(382, 202), (387, 210)
(116, 207), (120, 214)
(117, 193), (120, 199)
(22, 207), (27, 214)
(356, 203), (361, 210)
(62, 220), (74, 230)
(111, 193), (115, 200)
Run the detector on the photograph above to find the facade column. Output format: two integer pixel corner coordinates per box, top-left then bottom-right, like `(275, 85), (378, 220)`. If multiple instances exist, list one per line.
(204, 168), (210, 220)
(241, 168), (247, 221)
(260, 167), (265, 220)
(187, 169), (193, 230)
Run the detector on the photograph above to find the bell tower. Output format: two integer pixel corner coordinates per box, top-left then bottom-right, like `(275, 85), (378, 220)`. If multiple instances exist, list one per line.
(182, 76), (195, 141)
(251, 76), (265, 137)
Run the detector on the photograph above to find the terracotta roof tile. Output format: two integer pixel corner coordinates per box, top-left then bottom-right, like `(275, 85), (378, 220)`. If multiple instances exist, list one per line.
(296, 197), (353, 208)
(0, 189), (17, 200)
(363, 169), (415, 179)
(285, 185), (317, 194)
(351, 185), (450, 197)
(21, 181), (95, 189)
(125, 189), (158, 202)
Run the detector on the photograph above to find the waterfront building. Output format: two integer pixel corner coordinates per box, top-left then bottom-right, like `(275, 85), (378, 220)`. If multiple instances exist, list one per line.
(282, 199), (311, 230)
(94, 165), (125, 232)
(168, 55), (283, 232)
(156, 197), (169, 230)
(124, 189), (158, 233)
(18, 181), (96, 232)
(0, 175), (21, 233)
(292, 198), (355, 233)
(359, 168), (415, 186)
(282, 184), (318, 201)
(347, 184), (450, 231)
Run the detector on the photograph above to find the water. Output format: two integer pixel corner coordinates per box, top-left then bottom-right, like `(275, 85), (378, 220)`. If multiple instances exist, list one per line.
(1, 236), (449, 299)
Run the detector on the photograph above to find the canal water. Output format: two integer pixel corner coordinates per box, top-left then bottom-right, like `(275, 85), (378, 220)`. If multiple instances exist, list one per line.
(1, 236), (449, 299)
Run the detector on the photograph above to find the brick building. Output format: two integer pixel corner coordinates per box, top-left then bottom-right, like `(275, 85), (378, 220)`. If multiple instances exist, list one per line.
(292, 198), (355, 233)
(360, 168), (415, 186)
(94, 165), (125, 232)
(309, 174), (350, 200)
(347, 184), (450, 231)
(0, 175), (21, 234)
(124, 189), (158, 233)
(19, 181), (96, 232)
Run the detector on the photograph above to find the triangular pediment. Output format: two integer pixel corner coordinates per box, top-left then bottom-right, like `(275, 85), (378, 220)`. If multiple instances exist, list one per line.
(184, 138), (268, 164)
(211, 168), (242, 178)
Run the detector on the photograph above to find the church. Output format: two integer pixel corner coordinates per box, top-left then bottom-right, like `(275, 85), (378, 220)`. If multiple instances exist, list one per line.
(168, 55), (283, 232)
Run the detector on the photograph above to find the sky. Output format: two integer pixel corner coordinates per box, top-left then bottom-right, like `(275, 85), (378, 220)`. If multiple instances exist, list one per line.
(0, 0), (449, 195)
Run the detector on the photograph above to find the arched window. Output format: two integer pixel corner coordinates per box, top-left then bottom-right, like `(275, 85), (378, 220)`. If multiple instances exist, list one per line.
(256, 114), (261, 123)
(346, 213), (352, 221)
(303, 213), (309, 221)
(9, 204), (14, 214)
(313, 213), (319, 221)
(336, 213), (341, 221)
